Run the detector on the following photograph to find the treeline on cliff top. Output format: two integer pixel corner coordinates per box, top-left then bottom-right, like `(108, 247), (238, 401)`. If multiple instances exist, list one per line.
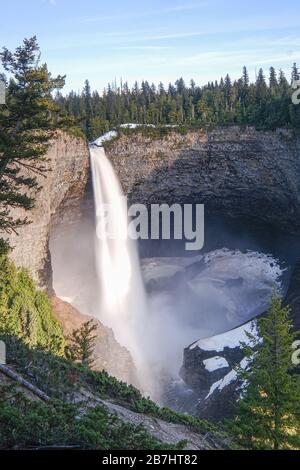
(56, 64), (300, 140)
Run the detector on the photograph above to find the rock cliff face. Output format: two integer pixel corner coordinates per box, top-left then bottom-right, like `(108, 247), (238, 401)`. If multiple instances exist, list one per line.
(51, 296), (137, 385)
(106, 127), (300, 233)
(179, 322), (255, 421)
(6, 131), (89, 289)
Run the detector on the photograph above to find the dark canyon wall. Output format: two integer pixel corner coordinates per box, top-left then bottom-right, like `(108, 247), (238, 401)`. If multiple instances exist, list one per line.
(106, 127), (300, 233)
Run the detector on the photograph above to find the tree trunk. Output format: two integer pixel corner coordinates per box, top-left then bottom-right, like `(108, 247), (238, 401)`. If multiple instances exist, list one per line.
(0, 363), (50, 402)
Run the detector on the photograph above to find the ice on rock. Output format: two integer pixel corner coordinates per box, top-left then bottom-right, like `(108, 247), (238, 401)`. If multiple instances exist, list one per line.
(203, 356), (229, 372)
(92, 130), (118, 146)
(190, 320), (259, 352)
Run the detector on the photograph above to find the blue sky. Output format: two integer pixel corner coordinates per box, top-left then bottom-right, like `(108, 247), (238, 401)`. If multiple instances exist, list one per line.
(1, 0), (300, 93)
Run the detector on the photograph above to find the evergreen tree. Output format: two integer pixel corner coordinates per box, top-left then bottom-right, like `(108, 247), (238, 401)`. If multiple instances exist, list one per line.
(190, 79), (196, 95)
(83, 79), (93, 140)
(256, 68), (267, 101)
(158, 82), (165, 96)
(242, 66), (249, 86)
(278, 69), (289, 89)
(269, 66), (278, 89)
(59, 63), (300, 136)
(224, 74), (232, 110)
(0, 36), (65, 250)
(65, 320), (98, 368)
(291, 62), (299, 82)
(230, 293), (300, 450)
(175, 77), (185, 94)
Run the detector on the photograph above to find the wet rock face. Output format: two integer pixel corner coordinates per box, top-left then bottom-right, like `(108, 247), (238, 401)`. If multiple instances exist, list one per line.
(107, 127), (300, 233)
(178, 321), (257, 421)
(180, 343), (242, 399)
(6, 132), (89, 289)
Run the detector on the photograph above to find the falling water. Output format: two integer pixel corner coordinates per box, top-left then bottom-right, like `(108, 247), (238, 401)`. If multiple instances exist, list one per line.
(90, 144), (148, 383)
(88, 142), (285, 401)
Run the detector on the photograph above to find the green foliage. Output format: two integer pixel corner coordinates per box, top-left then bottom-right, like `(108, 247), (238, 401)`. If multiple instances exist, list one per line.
(63, 125), (86, 140)
(85, 368), (229, 444)
(90, 117), (110, 139)
(229, 293), (300, 450)
(0, 331), (225, 445)
(0, 385), (179, 450)
(0, 255), (65, 354)
(102, 125), (189, 150)
(65, 320), (98, 367)
(58, 65), (300, 139)
(0, 36), (65, 244)
(0, 333), (81, 400)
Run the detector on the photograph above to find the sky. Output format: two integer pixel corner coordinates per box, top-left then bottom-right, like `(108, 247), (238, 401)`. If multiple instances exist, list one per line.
(1, 0), (300, 94)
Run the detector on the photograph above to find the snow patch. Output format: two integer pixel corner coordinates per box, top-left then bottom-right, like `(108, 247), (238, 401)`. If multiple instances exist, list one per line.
(119, 123), (155, 129)
(203, 356), (229, 372)
(203, 249), (283, 290)
(191, 320), (258, 352)
(93, 122), (177, 146)
(92, 130), (118, 146)
(205, 356), (250, 399)
(187, 248), (284, 330)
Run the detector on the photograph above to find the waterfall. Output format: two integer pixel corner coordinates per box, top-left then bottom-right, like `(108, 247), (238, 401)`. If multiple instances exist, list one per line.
(88, 142), (284, 402)
(90, 144), (148, 379)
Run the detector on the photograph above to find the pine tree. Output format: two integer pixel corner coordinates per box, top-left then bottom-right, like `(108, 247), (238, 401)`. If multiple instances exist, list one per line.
(65, 320), (98, 368)
(59, 64), (300, 134)
(256, 68), (267, 101)
(224, 74), (232, 110)
(230, 293), (300, 450)
(158, 82), (165, 96)
(291, 62), (299, 82)
(175, 77), (185, 94)
(278, 69), (289, 89)
(269, 66), (278, 89)
(242, 66), (249, 86)
(190, 79), (196, 95)
(83, 79), (93, 140)
(0, 37), (65, 250)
